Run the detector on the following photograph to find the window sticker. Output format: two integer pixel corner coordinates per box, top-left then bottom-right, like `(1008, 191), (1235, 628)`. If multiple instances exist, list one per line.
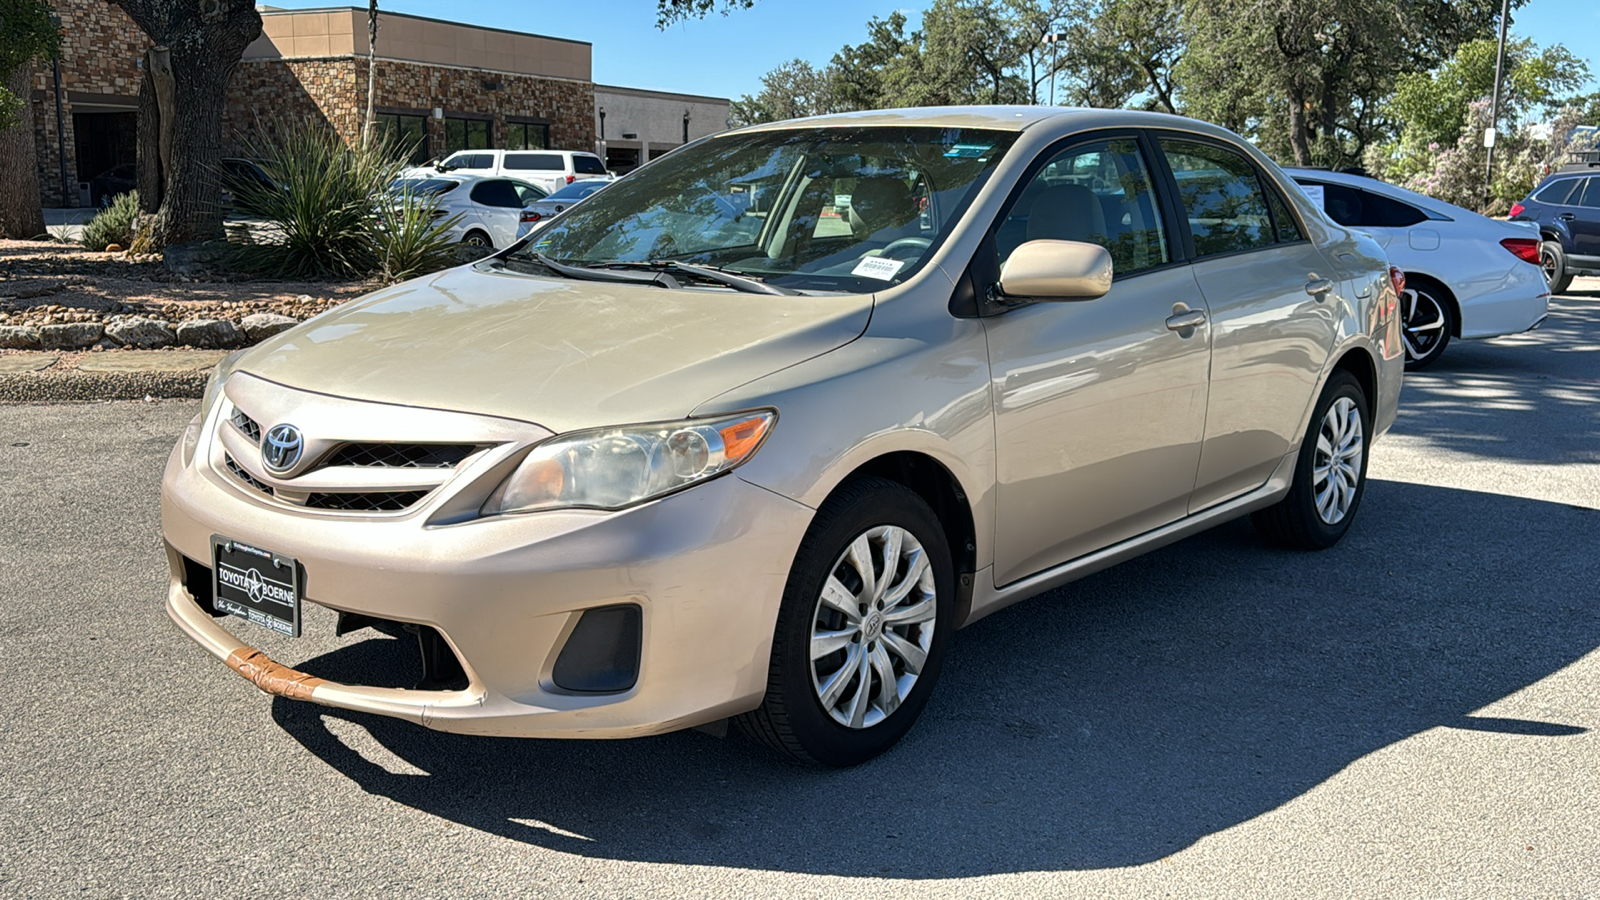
(851, 256), (906, 280)
(944, 143), (996, 159)
(1301, 183), (1326, 210)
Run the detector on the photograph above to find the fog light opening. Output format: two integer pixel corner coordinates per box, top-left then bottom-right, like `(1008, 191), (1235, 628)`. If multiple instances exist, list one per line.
(552, 604), (642, 694)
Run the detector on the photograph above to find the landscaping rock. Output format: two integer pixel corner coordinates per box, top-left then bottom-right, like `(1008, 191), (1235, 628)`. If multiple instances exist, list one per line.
(0, 325), (42, 349)
(105, 316), (176, 349)
(39, 322), (105, 350)
(175, 318), (244, 349)
(240, 312), (298, 341)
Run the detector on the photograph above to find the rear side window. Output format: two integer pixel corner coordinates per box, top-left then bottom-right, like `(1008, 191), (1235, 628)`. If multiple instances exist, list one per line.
(1160, 139), (1275, 256)
(1311, 182), (1427, 228)
(504, 153), (564, 171)
(470, 180), (524, 208)
(1266, 186), (1303, 242)
(1534, 179), (1579, 205)
(573, 155), (608, 175)
(510, 181), (546, 205)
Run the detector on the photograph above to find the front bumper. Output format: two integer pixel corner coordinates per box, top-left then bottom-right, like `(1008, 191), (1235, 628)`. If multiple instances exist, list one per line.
(162, 417), (814, 738)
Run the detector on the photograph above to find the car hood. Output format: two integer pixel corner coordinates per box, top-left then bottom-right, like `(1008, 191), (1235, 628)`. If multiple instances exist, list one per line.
(236, 264), (873, 432)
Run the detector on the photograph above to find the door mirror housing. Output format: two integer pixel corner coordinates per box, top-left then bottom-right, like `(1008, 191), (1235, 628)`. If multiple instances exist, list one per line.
(998, 240), (1113, 301)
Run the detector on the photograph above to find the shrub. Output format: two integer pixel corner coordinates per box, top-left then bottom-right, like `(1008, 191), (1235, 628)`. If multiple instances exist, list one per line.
(80, 191), (139, 251)
(229, 124), (456, 282)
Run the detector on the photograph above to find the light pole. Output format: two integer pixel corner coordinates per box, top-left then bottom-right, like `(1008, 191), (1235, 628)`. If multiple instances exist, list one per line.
(1044, 32), (1067, 106)
(1484, 0), (1511, 205)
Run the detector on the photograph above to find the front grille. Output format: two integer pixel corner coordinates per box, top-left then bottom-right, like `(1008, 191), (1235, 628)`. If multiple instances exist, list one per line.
(323, 443), (477, 469)
(305, 490), (429, 512)
(231, 408), (261, 443)
(225, 453), (274, 496)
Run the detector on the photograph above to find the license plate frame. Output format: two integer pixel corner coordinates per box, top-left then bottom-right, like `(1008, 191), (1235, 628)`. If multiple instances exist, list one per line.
(211, 536), (302, 637)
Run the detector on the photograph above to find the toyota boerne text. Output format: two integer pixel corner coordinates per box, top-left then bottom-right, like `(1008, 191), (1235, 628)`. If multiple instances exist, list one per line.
(162, 107), (1403, 766)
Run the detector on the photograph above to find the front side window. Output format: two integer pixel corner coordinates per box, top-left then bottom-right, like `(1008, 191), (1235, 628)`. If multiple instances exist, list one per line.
(995, 138), (1169, 276)
(1161, 139), (1275, 256)
(506, 126), (1018, 293)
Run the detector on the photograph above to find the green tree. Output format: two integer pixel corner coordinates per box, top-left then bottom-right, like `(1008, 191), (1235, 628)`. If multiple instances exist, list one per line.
(1180, 0), (1506, 166)
(0, 0), (58, 239)
(1055, 0), (1184, 111)
(655, 0), (757, 27)
(729, 59), (841, 126)
(1389, 37), (1590, 152)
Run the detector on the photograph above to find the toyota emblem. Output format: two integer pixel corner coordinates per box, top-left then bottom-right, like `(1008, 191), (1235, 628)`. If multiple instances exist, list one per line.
(261, 424), (304, 474)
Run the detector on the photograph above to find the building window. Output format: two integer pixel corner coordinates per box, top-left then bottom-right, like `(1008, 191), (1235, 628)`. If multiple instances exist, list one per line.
(376, 113), (430, 165)
(445, 117), (491, 153)
(506, 121), (550, 151)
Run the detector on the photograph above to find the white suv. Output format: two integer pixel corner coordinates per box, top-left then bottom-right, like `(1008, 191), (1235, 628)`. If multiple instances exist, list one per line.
(409, 149), (613, 195)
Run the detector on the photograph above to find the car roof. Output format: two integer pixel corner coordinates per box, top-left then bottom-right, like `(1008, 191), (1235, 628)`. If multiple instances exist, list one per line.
(734, 105), (1226, 135)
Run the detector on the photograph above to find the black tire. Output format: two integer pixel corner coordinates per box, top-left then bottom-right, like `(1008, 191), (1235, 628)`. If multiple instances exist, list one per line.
(1541, 241), (1573, 295)
(1400, 278), (1454, 370)
(737, 477), (955, 767)
(462, 230), (492, 248)
(1251, 370), (1371, 550)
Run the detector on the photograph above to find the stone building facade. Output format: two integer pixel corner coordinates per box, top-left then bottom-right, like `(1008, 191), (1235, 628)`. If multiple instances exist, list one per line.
(28, 0), (149, 206)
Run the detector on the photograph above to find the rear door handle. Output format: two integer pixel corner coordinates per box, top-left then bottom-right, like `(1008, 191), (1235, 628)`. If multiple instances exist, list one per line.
(1558, 212), (1576, 221)
(1305, 278), (1334, 299)
(1165, 309), (1207, 332)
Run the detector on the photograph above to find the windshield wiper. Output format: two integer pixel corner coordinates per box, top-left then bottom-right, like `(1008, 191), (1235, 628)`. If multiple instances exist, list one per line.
(531, 253), (678, 288)
(591, 260), (798, 296)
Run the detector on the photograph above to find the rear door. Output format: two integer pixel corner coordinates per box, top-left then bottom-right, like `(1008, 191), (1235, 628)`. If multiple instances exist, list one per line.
(984, 134), (1211, 584)
(1571, 178), (1600, 260)
(1156, 136), (1339, 512)
(468, 179), (527, 247)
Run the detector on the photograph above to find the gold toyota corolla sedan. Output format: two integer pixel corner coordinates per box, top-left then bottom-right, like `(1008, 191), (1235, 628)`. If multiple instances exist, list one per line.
(163, 107), (1403, 766)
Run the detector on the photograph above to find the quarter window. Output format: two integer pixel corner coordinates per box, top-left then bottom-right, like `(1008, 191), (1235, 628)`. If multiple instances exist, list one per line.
(1534, 179), (1578, 205)
(573, 155), (608, 176)
(504, 153), (564, 171)
(1160, 139), (1275, 257)
(996, 138), (1170, 276)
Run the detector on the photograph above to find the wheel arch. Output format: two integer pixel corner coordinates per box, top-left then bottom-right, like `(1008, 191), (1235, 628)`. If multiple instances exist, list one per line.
(1330, 344), (1378, 411)
(1402, 271), (1461, 338)
(831, 451), (978, 628)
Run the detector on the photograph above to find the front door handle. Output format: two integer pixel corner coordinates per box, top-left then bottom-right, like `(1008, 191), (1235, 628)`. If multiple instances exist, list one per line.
(1165, 309), (1207, 332)
(1305, 278), (1334, 299)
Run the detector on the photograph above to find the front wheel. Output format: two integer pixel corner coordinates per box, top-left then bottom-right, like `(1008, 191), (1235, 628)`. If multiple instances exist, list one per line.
(737, 477), (954, 767)
(1541, 241), (1573, 295)
(1251, 370), (1371, 550)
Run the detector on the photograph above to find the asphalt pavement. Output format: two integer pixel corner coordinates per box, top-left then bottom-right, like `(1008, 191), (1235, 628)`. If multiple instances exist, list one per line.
(3, 288), (1599, 898)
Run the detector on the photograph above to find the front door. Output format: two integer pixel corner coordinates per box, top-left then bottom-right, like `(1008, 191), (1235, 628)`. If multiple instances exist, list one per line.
(985, 137), (1211, 586)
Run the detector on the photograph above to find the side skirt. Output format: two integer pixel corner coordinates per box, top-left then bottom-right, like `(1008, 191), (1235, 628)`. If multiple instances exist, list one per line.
(959, 450), (1298, 627)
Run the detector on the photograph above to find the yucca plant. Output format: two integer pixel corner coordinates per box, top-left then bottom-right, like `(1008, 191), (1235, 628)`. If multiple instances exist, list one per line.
(375, 187), (464, 283)
(229, 124), (407, 279)
(80, 190), (140, 251)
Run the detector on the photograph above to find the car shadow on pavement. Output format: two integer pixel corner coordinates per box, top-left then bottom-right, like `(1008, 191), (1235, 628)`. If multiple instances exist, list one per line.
(270, 479), (1600, 877)
(1391, 296), (1600, 465)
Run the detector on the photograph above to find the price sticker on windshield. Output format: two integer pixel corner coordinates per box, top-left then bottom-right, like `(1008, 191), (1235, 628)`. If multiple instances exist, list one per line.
(851, 257), (906, 281)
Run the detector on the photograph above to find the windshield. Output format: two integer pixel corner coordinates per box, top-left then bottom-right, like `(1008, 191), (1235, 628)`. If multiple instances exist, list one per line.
(547, 181), (608, 201)
(505, 126), (1018, 293)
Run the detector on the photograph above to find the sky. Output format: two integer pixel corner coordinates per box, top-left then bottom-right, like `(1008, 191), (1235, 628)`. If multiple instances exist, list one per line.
(264, 0), (1599, 102)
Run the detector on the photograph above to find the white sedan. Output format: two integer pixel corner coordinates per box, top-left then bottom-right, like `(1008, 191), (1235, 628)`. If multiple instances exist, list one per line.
(1288, 168), (1548, 368)
(388, 174), (548, 251)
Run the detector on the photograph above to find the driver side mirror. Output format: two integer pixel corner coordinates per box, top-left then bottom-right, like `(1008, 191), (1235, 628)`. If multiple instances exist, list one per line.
(998, 240), (1113, 301)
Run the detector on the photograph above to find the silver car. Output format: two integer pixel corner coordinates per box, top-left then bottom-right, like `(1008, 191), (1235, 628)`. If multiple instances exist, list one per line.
(162, 107), (1403, 766)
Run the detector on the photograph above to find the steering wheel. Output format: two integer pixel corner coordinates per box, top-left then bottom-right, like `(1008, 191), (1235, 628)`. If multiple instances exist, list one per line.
(878, 236), (932, 261)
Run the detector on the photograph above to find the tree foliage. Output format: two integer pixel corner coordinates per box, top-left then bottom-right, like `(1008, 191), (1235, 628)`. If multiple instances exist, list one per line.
(655, 0), (756, 27)
(1389, 37), (1590, 152)
(0, 0), (58, 129)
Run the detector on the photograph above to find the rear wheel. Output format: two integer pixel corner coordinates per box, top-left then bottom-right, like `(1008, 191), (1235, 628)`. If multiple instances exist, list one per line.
(1252, 370), (1370, 550)
(1399, 280), (1454, 370)
(1541, 241), (1573, 295)
(737, 478), (954, 767)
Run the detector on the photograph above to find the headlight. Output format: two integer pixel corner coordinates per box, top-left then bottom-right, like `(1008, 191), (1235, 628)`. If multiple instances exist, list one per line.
(183, 350), (246, 466)
(481, 410), (775, 515)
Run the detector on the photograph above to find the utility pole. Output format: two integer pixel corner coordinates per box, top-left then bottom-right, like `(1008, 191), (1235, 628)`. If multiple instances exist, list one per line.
(1484, 0), (1510, 206)
(1044, 32), (1066, 106)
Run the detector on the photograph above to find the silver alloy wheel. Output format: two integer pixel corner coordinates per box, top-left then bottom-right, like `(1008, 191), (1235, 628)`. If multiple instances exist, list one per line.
(1399, 287), (1446, 363)
(809, 525), (937, 729)
(464, 232), (490, 247)
(1540, 246), (1560, 286)
(1313, 396), (1364, 525)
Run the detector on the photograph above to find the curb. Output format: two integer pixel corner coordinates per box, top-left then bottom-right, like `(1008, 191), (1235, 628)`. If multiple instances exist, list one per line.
(0, 368), (208, 402)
